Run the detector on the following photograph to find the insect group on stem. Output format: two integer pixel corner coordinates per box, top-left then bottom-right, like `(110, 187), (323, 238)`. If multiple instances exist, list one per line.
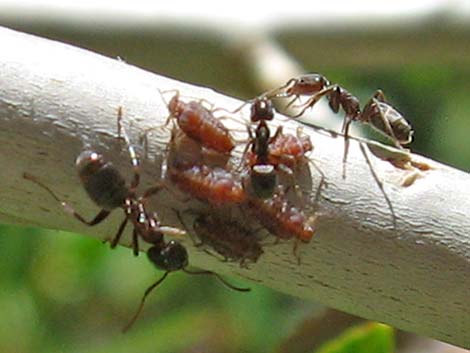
(24, 71), (415, 331)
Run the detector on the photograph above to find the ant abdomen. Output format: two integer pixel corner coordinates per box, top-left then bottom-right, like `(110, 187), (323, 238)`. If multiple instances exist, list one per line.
(76, 150), (128, 210)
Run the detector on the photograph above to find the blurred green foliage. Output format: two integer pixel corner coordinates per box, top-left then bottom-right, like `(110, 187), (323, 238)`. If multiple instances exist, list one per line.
(2, 21), (469, 353)
(315, 323), (394, 353)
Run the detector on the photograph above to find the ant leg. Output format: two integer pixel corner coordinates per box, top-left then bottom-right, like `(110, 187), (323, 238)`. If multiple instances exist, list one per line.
(358, 142), (396, 228)
(117, 106), (141, 190)
(132, 228), (140, 256)
(110, 217), (129, 249)
(183, 269), (251, 292)
(23, 172), (112, 226)
(203, 249), (227, 262)
(122, 271), (170, 333)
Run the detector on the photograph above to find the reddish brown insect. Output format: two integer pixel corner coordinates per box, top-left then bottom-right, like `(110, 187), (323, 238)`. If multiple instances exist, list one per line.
(177, 212), (264, 268)
(162, 91), (235, 154)
(245, 189), (317, 263)
(168, 164), (246, 207)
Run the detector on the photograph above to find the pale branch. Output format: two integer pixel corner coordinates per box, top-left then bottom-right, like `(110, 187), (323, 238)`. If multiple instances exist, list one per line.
(0, 26), (468, 348)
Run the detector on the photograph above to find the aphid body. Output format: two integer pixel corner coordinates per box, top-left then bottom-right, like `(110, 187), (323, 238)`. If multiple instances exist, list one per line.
(192, 214), (264, 267)
(169, 164), (246, 207)
(166, 93), (235, 153)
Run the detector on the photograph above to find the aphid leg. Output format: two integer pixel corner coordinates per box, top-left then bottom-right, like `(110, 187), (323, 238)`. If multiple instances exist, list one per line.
(203, 249), (227, 262)
(358, 142), (397, 228)
(183, 269), (251, 292)
(122, 271), (170, 333)
(23, 172), (112, 226)
(174, 209), (202, 246)
(292, 238), (302, 265)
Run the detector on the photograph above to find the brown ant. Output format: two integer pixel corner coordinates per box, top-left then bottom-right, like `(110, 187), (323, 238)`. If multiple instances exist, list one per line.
(245, 188), (317, 264)
(270, 73), (413, 148)
(122, 239), (251, 332)
(23, 107), (185, 256)
(159, 90), (236, 154)
(176, 211), (264, 268)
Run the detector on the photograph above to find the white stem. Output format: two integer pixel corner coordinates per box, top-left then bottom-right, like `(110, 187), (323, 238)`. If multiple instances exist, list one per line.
(0, 26), (468, 349)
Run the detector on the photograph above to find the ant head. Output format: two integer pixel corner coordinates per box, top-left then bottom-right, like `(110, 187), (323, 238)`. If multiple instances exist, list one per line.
(288, 74), (330, 96)
(147, 240), (189, 272)
(76, 151), (105, 178)
(249, 165), (278, 199)
(251, 97), (274, 123)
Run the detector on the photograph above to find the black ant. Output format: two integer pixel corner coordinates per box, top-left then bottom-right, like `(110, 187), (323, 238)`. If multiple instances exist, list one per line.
(238, 97), (325, 200)
(241, 96), (280, 199)
(122, 238), (251, 332)
(23, 106), (185, 256)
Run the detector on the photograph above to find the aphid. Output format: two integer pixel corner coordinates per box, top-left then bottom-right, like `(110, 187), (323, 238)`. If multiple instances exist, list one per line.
(245, 189), (317, 263)
(166, 123), (246, 207)
(122, 239), (251, 332)
(23, 107), (185, 256)
(162, 91), (235, 154)
(169, 164), (246, 207)
(177, 212), (264, 268)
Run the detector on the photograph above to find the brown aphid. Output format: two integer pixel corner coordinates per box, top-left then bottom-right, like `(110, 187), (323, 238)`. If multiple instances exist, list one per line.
(169, 164), (246, 207)
(190, 213), (264, 267)
(164, 92), (235, 154)
(245, 190), (316, 262)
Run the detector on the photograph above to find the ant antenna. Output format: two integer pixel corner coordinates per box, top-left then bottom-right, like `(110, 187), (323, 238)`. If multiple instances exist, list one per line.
(122, 271), (170, 333)
(183, 269), (251, 292)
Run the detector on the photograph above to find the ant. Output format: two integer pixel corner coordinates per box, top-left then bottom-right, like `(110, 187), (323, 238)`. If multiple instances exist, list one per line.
(238, 97), (325, 199)
(122, 239), (251, 332)
(176, 211), (264, 268)
(159, 90), (236, 154)
(23, 107), (185, 256)
(244, 188), (317, 264)
(270, 73), (413, 148)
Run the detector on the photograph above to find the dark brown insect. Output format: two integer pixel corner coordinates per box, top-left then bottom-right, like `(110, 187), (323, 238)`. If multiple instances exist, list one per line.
(245, 189), (317, 263)
(270, 73), (413, 148)
(24, 107), (185, 256)
(238, 97), (281, 199)
(163, 91), (235, 154)
(177, 212), (264, 268)
(122, 238), (251, 332)
(240, 98), (326, 198)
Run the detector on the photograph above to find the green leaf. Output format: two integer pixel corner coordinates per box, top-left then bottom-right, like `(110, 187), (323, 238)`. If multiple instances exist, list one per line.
(314, 322), (394, 353)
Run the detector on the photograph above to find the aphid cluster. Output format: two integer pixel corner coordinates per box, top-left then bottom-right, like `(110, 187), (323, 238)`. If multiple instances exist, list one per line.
(24, 72), (414, 331)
